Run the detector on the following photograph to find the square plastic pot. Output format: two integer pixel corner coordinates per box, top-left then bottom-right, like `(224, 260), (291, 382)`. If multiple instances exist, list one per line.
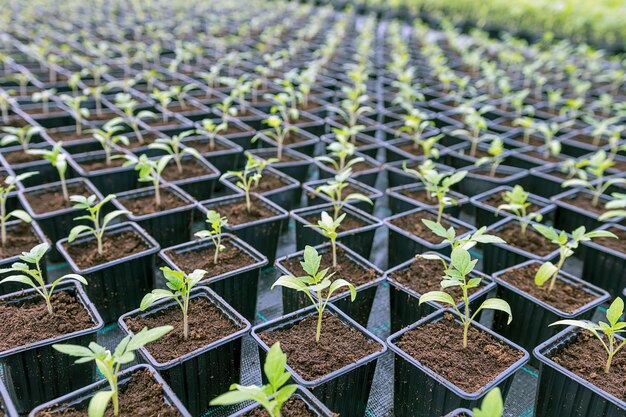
(552, 188), (615, 232)
(27, 364), (192, 417)
(0, 142), (66, 188)
(160, 233), (268, 321)
(160, 154), (219, 201)
(302, 177), (382, 215)
(247, 147), (314, 183)
(387, 308), (529, 417)
(386, 182), (468, 216)
(251, 304), (387, 417)
(529, 164), (572, 199)
(66, 150), (137, 195)
(581, 223), (626, 297)
(182, 135), (243, 173)
(56, 222), (160, 323)
(231, 387), (336, 416)
(0, 281), (103, 414)
(118, 287), (250, 416)
(458, 165), (529, 197)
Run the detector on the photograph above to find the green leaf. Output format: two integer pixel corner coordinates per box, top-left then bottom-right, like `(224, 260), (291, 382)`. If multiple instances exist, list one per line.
(88, 390), (114, 417)
(584, 230), (618, 240)
(534, 262), (558, 286)
(419, 291), (455, 307)
(0, 274), (36, 289)
(422, 218), (448, 238)
(140, 292), (173, 311)
(327, 279), (357, 301)
(8, 209), (32, 223)
(450, 247), (472, 276)
(52, 343), (95, 358)
(301, 245), (320, 277)
(264, 342), (289, 391)
(479, 298), (512, 324)
(473, 387), (503, 417)
(210, 386), (261, 406)
(606, 297), (624, 327)
(68, 225), (92, 242)
(126, 326), (173, 351)
(272, 275), (308, 292)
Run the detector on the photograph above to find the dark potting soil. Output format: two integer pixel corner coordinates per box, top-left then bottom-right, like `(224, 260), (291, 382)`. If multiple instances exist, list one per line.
(483, 193), (540, 213)
(303, 211), (366, 233)
(119, 188), (189, 216)
(166, 103), (202, 113)
(243, 397), (322, 417)
(558, 193), (603, 214)
(524, 150), (561, 162)
(258, 313), (381, 381)
(492, 223), (556, 257)
(396, 142), (428, 156)
(212, 197), (277, 225)
(509, 135), (544, 147)
(25, 182), (91, 214)
(162, 159), (214, 182)
(281, 247), (378, 291)
(399, 188), (436, 205)
(592, 227), (626, 253)
(0, 291), (94, 351)
(0, 401), (5, 417)
(166, 243), (256, 277)
(321, 159), (373, 173)
(251, 172), (288, 193)
(469, 169), (511, 179)
(45, 129), (90, 142)
(567, 133), (607, 146)
(147, 119), (181, 128)
(63, 231), (149, 270)
(396, 313), (524, 392)
(390, 211), (469, 243)
(124, 297), (239, 363)
(283, 132), (311, 145)
(2, 149), (42, 164)
(182, 139), (228, 154)
(497, 263), (596, 313)
(0, 222), (41, 259)
(123, 133), (159, 149)
(34, 369), (183, 417)
(550, 331), (626, 401)
(78, 157), (126, 173)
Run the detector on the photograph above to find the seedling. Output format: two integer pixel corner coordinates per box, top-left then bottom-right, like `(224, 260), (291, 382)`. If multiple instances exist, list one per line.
(0, 125), (41, 152)
(315, 168), (372, 220)
(68, 194), (128, 256)
(53, 326), (173, 417)
(112, 93), (156, 145)
(422, 220), (505, 250)
(32, 88), (56, 114)
(148, 130), (201, 175)
(122, 154), (172, 206)
(150, 88), (173, 122)
(168, 84), (197, 110)
(221, 154), (272, 213)
(0, 90), (14, 124)
(214, 97), (238, 124)
(317, 131), (363, 174)
(419, 246), (512, 348)
(194, 210), (228, 264)
(83, 86), (105, 117)
(60, 94), (89, 135)
(475, 137), (505, 177)
(534, 122), (565, 159)
(551, 297), (626, 373)
(210, 342), (298, 417)
(600, 193), (626, 221)
(0, 243), (87, 315)
(403, 163), (467, 224)
(305, 211), (343, 267)
(252, 115), (295, 161)
(28, 142), (69, 201)
(398, 109), (437, 152)
(532, 225), (617, 291)
(141, 267), (206, 340)
(0, 172), (37, 246)
(512, 117), (536, 145)
(451, 104), (494, 157)
(473, 388), (504, 417)
(273, 245), (356, 343)
(90, 120), (129, 166)
(495, 185), (543, 234)
(197, 118), (227, 151)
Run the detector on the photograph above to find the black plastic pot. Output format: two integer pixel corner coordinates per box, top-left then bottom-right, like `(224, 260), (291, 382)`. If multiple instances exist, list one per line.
(386, 182), (469, 216)
(302, 177), (382, 215)
(112, 184), (196, 249)
(251, 304), (386, 417)
(0, 142), (63, 188)
(533, 327), (626, 417)
(19, 178), (104, 262)
(482, 218), (560, 274)
(0, 281), (103, 414)
(160, 234), (267, 321)
(231, 387), (336, 416)
(387, 308), (529, 417)
(290, 202), (382, 259)
(247, 147), (314, 183)
(385, 254), (496, 334)
(257, 126), (320, 157)
(458, 165), (529, 197)
(66, 150), (138, 195)
(161, 154), (219, 201)
(199, 194), (287, 264)
(56, 222), (160, 323)
(492, 260), (609, 365)
(470, 185), (556, 228)
(528, 164), (573, 199)
(384, 208), (476, 266)
(274, 242), (384, 327)
(27, 364), (192, 417)
(0, 220), (48, 295)
(0, 378), (18, 417)
(581, 223), (626, 297)
(118, 286), (250, 416)
(181, 134), (243, 173)
(552, 188), (614, 232)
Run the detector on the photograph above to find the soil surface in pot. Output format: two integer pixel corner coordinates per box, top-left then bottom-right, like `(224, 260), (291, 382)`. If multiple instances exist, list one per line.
(558, 193), (603, 214)
(281, 247), (378, 292)
(250, 172), (289, 193)
(210, 196), (277, 225)
(469, 168), (512, 179)
(258, 313), (381, 380)
(394, 142), (429, 157)
(63, 231), (149, 269)
(592, 227), (626, 253)
(282, 132), (313, 145)
(123, 133), (159, 149)
(183, 139), (229, 153)
(0, 291), (93, 351)
(492, 223), (556, 256)
(2, 149), (41, 164)
(34, 368), (183, 417)
(125, 297), (239, 362)
(166, 243), (256, 277)
(162, 159), (214, 182)
(0, 222), (41, 258)
(78, 156), (126, 173)
(25, 182), (91, 214)
(119, 188), (189, 216)
(244, 397), (323, 417)
(45, 128), (91, 143)
(497, 263), (596, 313)
(482, 194), (540, 212)
(398, 188), (436, 205)
(390, 211), (469, 243)
(550, 331), (626, 400)
(303, 211), (367, 233)
(396, 313), (524, 392)
(523, 150), (561, 163)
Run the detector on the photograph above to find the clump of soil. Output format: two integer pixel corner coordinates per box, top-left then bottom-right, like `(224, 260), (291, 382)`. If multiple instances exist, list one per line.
(165, 243), (256, 277)
(64, 231), (149, 269)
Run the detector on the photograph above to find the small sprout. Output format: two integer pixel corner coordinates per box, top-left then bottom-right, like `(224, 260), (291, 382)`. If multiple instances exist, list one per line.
(532, 225), (617, 291)
(213, 97), (238, 124)
(1, 125), (42, 152)
(419, 247), (512, 348)
(316, 130), (363, 174)
(53, 326), (173, 417)
(551, 297), (626, 374)
(512, 117), (537, 145)
(0, 243), (87, 315)
(473, 388), (504, 417)
(89, 119), (129, 166)
(141, 267), (206, 340)
(28, 142), (69, 201)
(450, 104), (494, 157)
(0, 172), (37, 246)
(495, 185), (543, 235)
(168, 84), (197, 110)
(316, 168), (372, 220)
(83, 85), (105, 117)
(221, 154), (272, 213)
(197, 118), (227, 152)
(150, 88), (174, 122)
(148, 130), (201, 175)
(121, 154), (172, 207)
(534, 121), (566, 159)
(252, 115), (295, 161)
(68, 194), (129, 256)
(272, 245), (356, 343)
(600, 193), (626, 221)
(113, 93), (156, 145)
(422, 220), (505, 250)
(210, 342), (298, 417)
(194, 210), (228, 264)
(398, 109), (438, 154)
(475, 137), (505, 177)
(305, 211), (343, 267)
(0, 90), (15, 124)
(32, 88), (56, 114)
(59, 94), (89, 135)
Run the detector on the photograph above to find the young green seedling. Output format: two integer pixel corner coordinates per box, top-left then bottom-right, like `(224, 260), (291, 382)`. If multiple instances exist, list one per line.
(419, 246), (512, 348)
(83, 86), (105, 117)
(221, 154), (272, 213)
(495, 185), (543, 234)
(112, 93), (156, 145)
(475, 137), (505, 177)
(600, 193), (626, 221)
(121, 154), (172, 207)
(316, 130), (363, 174)
(305, 211), (344, 267)
(252, 115), (295, 161)
(197, 118), (227, 151)
(32, 88), (56, 114)
(150, 88), (173, 123)
(141, 267), (206, 340)
(168, 84), (197, 110)
(422, 220), (505, 250)
(53, 326), (173, 417)
(551, 297), (626, 373)
(194, 210), (228, 264)
(512, 117), (537, 145)
(532, 225), (617, 291)
(473, 388), (504, 417)
(210, 342), (298, 417)
(315, 168), (372, 220)
(0, 90), (14, 124)
(148, 130), (201, 175)
(398, 109), (440, 156)
(89, 120), (129, 166)
(0, 243), (87, 315)
(60, 94), (89, 135)
(28, 142), (69, 201)
(0, 172), (37, 246)
(1, 125), (42, 152)
(68, 194), (129, 256)
(451, 104), (494, 157)
(273, 245), (356, 343)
